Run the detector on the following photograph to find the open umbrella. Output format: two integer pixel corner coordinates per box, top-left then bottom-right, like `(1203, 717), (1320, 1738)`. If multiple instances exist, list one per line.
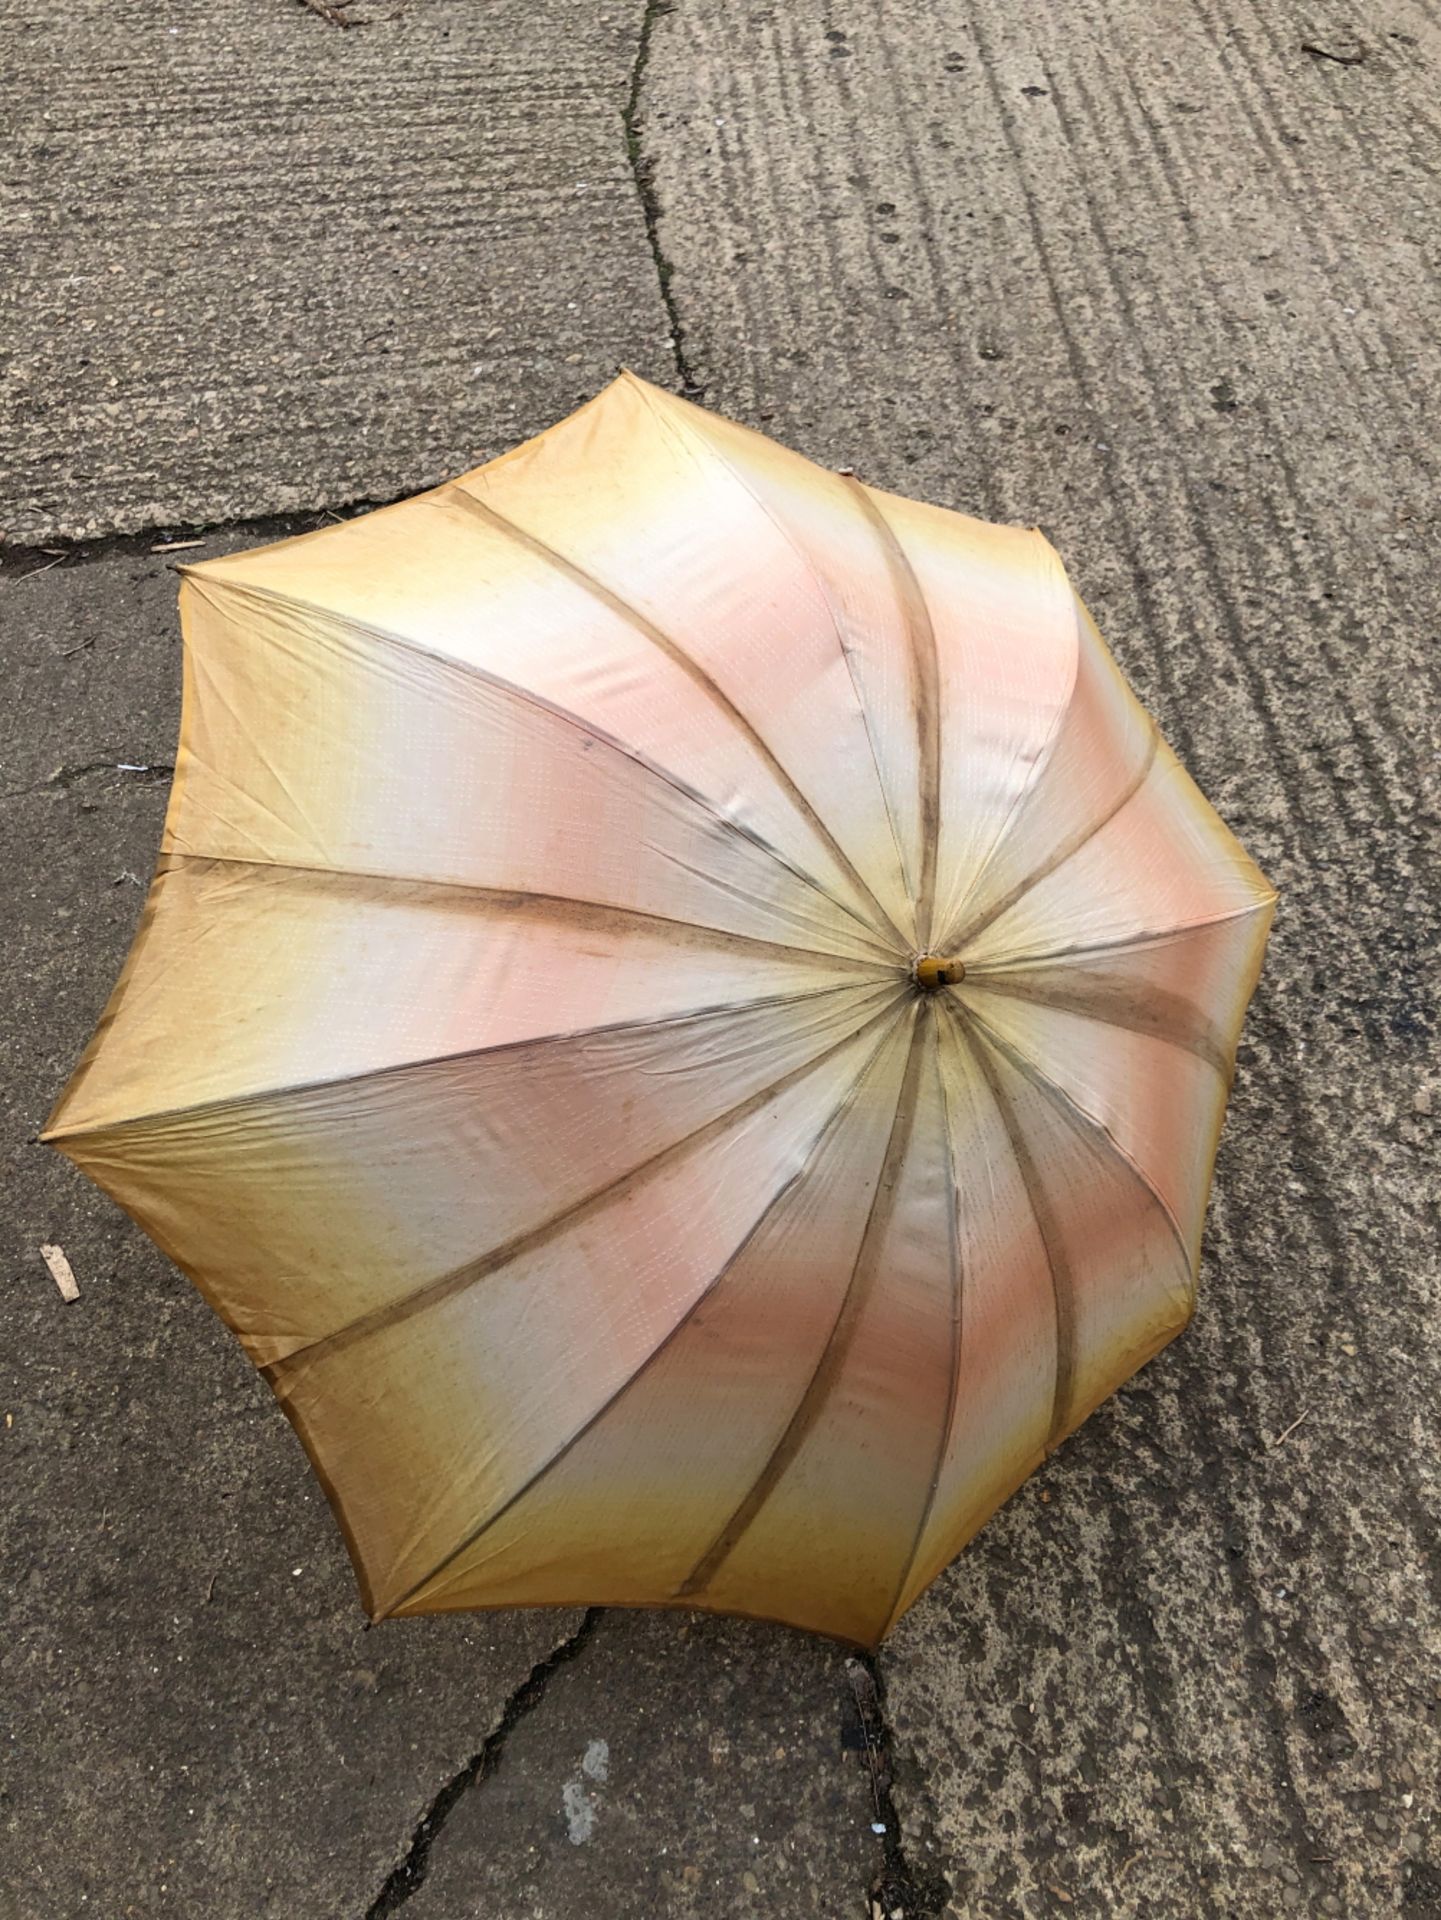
(46, 374), (1274, 1646)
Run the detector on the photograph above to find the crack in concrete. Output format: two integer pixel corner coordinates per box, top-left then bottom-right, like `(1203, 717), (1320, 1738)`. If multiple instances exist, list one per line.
(2, 760), (176, 802)
(622, 0), (701, 397)
(847, 1655), (951, 1919)
(0, 503), (383, 574)
(364, 1610), (602, 1917)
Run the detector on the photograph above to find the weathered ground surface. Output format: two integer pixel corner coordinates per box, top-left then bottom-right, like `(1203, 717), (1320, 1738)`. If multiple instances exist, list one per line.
(0, 0), (672, 540)
(2, 1), (1437, 1916)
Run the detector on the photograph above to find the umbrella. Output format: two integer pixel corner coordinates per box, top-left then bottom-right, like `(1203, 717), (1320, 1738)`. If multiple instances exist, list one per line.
(46, 374), (1274, 1647)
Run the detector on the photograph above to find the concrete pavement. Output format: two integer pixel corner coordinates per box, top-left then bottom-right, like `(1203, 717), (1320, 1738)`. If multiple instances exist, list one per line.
(2, 0), (673, 540)
(642, 6), (1440, 1910)
(3, 1), (1438, 1915)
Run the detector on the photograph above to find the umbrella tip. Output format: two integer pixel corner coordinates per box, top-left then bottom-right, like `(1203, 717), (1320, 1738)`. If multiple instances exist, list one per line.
(913, 955), (966, 991)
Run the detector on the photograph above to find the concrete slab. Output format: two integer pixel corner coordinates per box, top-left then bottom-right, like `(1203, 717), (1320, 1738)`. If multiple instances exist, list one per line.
(0, 0), (674, 542)
(0, 534), (587, 1918)
(400, 1611), (878, 1919)
(3, 0), (1439, 1915)
(642, 0), (1441, 1912)
(0, 530), (902, 1916)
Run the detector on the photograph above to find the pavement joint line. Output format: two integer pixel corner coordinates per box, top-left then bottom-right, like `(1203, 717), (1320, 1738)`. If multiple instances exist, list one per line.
(0, 502), (389, 577)
(622, 0), (703, 399)
(847, 1654), (951, 1919)
(363, 1609), (603, 1918)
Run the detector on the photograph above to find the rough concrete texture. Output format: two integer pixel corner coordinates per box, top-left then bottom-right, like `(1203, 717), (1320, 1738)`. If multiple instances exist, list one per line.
(643, 0), (1441, 1911)
(3, 0), (1439, 1915)
(1, 0), (673, 542)
(398, 1612), (877, 1919)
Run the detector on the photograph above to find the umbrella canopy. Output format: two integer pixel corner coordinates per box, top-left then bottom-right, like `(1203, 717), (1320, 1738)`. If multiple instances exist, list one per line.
(46, 374), (1274, 1646)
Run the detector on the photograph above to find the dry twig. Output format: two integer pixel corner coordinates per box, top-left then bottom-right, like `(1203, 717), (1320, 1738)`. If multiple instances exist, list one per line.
(1270, 1409), (1310, 1450)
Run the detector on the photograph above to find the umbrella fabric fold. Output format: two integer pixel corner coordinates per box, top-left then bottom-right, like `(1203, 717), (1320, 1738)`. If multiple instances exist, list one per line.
(47, 373), (1273, 1646)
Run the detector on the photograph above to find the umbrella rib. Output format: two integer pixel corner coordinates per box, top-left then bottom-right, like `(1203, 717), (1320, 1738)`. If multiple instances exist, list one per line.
(185, 571), (899, 964)
(376, 1007), (910, 1619)
(943, 1002), (1077, 1450)
(876, 1001), (964, 1640)
(265, 989), (912, 1382)
(45, 978), (891, 1144)
(844, 479), (943, 953)
(672, 999), (928, 1601)
(955, 997), (1194, 1283)
(962, 973), (1233, 1079)
(962, 895), (1279, 976)
(441, 484), (910, 955)
(626, 382), (917, 945)
(941, 722), (1160, 954)
(152, 849), (894, 971)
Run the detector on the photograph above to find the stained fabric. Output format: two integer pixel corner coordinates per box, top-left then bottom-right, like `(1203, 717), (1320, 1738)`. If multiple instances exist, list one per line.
(45, 374), (1275, 1646)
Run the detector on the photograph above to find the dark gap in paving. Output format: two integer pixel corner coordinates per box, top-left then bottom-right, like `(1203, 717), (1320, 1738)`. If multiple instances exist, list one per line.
(365, 1611), (603, 1917)
(623, 0), (703, 398)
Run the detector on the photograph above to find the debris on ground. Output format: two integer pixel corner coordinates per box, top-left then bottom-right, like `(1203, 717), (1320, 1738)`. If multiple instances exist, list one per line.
(40, 1244), (80, 1302)
(1300, 39), (1366, 66)
(1270, 1409), (1310, 1450)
